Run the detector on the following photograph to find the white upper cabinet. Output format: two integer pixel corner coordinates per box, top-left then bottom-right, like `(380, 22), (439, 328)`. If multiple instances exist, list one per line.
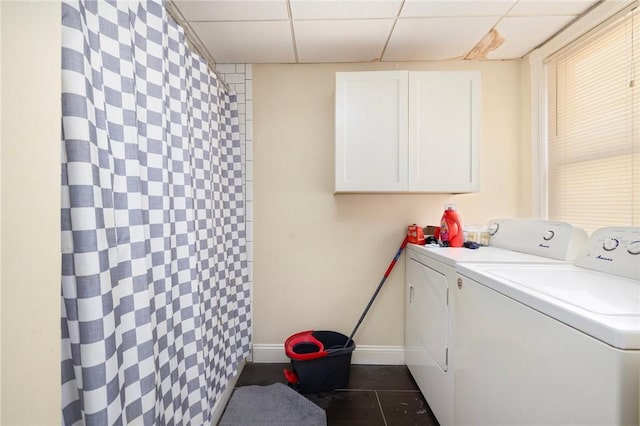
(335, 71), (409, 192)
(409, 71), (480, 192)
(335, 70), (481, 193)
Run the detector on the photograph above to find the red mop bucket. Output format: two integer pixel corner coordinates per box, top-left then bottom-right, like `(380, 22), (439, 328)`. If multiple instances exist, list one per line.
(284, 330), (355, 393)
(283, 235), (409, 393)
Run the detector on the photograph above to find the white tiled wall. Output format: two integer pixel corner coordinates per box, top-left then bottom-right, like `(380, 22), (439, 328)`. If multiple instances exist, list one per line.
(216, 63), (254, 313)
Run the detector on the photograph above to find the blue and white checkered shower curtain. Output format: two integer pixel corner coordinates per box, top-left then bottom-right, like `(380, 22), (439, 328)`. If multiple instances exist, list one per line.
(60, 1), (250, 424)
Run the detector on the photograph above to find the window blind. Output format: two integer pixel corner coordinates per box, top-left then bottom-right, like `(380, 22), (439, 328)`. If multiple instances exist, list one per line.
(545, 7), (639, 234)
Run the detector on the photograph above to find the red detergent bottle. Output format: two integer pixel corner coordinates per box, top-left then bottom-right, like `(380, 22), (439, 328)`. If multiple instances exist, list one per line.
(439, 204), (464, 247)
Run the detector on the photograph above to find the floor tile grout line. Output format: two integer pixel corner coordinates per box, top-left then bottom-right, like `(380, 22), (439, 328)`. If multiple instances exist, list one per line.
(374, 390), (388, 426)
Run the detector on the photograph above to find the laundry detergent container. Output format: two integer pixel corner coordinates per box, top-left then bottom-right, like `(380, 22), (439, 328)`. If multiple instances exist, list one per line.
(283, 330), (356, 393)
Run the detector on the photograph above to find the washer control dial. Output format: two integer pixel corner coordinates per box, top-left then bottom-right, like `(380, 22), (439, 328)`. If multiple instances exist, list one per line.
(627, 241), (640, 255)
(543, 230), (555, 241)
(603, 238), (619, 251)
(487, 222), (499, 236)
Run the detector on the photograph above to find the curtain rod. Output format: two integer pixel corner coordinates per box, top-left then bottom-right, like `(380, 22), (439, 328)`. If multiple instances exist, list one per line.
(164, 0), (232, 93)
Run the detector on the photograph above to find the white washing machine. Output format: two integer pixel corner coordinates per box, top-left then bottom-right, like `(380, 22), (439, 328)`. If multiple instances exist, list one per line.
(454, 227), (640, 425)
(405, 219), (588, 425)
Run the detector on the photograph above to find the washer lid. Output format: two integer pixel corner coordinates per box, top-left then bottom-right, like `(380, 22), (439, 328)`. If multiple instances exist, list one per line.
(489, 267), (639, 315)
(457, 262), (640, 350)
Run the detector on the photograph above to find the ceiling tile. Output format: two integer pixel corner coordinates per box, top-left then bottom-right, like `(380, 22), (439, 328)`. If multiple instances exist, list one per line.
(294, 19), (395, 62)
(508, 0), (598, 17)
(173, 0), (288, 21)
(290, 0), (402, 20)
(190, 21), (295, 63)
(400, 0), (517, 17)
(488, 15), (576, 59)
(384, 16), (499, 61)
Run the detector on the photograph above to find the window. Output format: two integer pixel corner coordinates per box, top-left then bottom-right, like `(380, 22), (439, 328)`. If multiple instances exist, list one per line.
(544, 7), (639, 233)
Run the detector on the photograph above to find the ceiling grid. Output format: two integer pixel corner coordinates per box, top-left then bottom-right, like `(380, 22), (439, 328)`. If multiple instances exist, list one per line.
(170, 0), (604, 63)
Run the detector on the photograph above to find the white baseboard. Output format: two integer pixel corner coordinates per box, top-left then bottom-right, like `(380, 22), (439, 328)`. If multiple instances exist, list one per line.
(252, 344), (405, 365)
(351, 345), (405, 365)
(251, 344), (285, 363)
(210, 359), (246, 425)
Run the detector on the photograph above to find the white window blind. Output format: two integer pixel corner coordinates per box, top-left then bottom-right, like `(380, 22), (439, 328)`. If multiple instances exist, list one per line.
(545, 7), (639, 233)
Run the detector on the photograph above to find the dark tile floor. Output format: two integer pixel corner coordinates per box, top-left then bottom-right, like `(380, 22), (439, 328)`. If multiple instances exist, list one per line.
(233, 362), (440, 425)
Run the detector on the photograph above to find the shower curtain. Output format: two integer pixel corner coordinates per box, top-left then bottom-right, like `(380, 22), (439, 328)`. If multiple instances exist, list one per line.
(60, 1), (250, 424)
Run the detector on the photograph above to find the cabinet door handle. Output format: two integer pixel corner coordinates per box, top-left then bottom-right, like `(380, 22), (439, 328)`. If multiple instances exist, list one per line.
(409, 285), (414, 304)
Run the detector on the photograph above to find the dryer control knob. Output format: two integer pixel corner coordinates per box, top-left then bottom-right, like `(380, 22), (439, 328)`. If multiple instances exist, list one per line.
(543, 230), (555, 241)
(487, 223), (499, 236)
(627, 241), (640, 255)
(603, 238), (619, 251)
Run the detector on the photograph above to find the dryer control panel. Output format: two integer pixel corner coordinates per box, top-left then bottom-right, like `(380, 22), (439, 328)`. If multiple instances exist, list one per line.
(573, 227), (640, 280)
(487, 219), (588, 261)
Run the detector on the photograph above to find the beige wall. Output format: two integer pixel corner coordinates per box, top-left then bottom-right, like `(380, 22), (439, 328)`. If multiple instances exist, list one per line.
(1, 1), (61, 424)
(253, 61), (527, 347)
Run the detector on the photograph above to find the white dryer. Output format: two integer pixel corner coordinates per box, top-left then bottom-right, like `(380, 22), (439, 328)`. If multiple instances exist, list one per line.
(455, 227), (640, 425)
(405, 219), (588, 425)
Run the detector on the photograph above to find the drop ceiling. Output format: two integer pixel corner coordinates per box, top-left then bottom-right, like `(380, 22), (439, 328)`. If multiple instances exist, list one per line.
(170, 0), (602, 64)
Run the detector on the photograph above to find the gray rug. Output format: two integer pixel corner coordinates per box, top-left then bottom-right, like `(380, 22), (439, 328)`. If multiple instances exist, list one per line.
(219, 383), (327, 426)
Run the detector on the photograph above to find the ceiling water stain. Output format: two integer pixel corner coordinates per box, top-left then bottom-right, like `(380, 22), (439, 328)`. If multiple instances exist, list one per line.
(465, 28), (505, 60)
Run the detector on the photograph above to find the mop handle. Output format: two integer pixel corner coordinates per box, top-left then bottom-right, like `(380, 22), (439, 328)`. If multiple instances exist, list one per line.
(343, 235), (410, 348)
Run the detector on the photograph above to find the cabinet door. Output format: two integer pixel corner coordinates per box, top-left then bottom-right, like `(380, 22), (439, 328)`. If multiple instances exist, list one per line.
(409, 71), (480, 193)
(335, 71), (408, 192)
